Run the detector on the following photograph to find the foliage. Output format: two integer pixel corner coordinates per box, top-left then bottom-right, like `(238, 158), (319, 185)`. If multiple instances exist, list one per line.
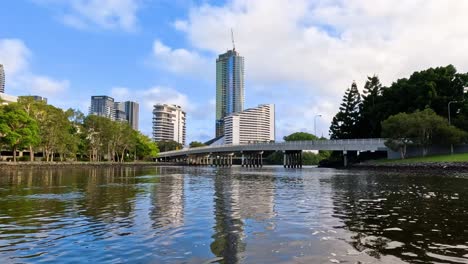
(157, 140), (183, 152)
(189, 141), (206, 148)
(330, 81), (361, 139)
(359, 75), (383, 137)
(0, 100), (157, 162)
(382, 109), (466, 158)
(0, 103), (40, 162)
(283, 132), (319, 141)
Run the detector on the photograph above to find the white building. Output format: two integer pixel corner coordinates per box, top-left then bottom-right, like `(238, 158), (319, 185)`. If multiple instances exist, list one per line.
(224, 104), (275, 144)
(152, 104), (186, 145)
(0, 93), (18, 105)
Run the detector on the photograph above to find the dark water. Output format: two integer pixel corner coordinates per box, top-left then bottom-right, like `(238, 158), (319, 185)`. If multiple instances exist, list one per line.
(0, 166), (467, 263)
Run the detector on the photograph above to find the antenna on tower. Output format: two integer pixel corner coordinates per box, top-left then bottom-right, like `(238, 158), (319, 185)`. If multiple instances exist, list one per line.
(231, 28), (235, 51)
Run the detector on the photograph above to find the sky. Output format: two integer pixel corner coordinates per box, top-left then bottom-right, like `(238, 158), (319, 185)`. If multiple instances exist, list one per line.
(2, 0), (468, 143)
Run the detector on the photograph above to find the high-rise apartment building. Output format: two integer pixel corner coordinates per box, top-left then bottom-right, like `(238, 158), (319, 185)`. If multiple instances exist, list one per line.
(216, 49), (245, 137)
(0, 64), (5, 93)
(224, 104), (275, 145)
(90, 96), (115, 120)
(153, 104), (186, 145)
(125, 101), (139, 131)
(114, 102), (127, 122)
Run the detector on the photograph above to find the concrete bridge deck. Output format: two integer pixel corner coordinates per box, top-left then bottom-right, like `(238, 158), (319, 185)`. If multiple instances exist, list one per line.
(157, 138), (388, 167)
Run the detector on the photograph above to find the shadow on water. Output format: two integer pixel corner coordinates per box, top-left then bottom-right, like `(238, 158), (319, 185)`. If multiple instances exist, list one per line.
(330, 170), (468, 264)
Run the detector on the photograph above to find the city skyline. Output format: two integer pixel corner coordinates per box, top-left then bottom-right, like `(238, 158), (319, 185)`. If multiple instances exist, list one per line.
(3, 1), (468, 142)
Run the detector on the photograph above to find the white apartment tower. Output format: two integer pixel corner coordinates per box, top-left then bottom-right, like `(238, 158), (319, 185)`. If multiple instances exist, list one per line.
(224, 104), (275, 144)
(152, 104), (186, 145)
(0, 64), (5, 93)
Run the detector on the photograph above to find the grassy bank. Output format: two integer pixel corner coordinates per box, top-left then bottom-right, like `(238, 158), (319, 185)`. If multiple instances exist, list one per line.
(376, 153), (468, 164)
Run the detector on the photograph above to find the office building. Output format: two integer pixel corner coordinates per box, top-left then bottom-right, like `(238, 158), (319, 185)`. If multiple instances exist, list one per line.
(89, 96), (115, 120)
(114, 102), (127, 122)
(153, 104), (186, 145)
(125, 101), (139, 130)
(0, 64), (5, 93)
(224, 104), (275, 144)
(215, 49), (245, 137)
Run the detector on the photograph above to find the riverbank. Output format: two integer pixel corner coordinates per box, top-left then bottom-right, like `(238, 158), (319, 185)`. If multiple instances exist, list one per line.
(0, 161), (174, 169)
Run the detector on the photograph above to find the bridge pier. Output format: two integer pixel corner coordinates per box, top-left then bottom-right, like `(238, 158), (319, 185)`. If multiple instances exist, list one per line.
(283, 151), (302, 168)
(343, 151), (348, 167)
(241, 152), (263, 168)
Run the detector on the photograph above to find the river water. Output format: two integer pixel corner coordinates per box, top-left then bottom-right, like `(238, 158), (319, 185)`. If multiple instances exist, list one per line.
(0, 166), (467, 263)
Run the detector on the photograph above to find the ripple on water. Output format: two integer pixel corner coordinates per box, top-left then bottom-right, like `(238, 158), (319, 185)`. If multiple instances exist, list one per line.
(23, 192), (83, 201)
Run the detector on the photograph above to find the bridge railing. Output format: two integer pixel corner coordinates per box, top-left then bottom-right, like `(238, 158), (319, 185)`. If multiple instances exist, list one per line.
(159, 138), (387, 156)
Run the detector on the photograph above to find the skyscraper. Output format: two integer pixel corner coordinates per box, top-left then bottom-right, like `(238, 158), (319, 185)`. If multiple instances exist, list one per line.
(114, 102), (127, 122)
(125, 101), (139, 131)
(216, 49), (245, 137)
(90, 96), (115, 120)
(0, 64), (5, 93)
(153, 104), (186, 145)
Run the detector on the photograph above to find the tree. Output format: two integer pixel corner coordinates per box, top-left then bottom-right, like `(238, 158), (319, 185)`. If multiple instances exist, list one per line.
(330, 81), (361, 139)
(381, 112), (413, 159)
(189, 141), (206, 148)
(157, 140), (183, 152)
(359, 75), (383, 137)
(283, 132), (319, 141)
(382, 109), (466, 158)
(17, 96), (47, 161)
(0, 103), (40, 162)
(135, 132), (159, 160)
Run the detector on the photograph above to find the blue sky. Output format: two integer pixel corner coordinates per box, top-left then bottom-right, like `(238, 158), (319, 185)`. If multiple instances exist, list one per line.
(2, 0), (468, 142)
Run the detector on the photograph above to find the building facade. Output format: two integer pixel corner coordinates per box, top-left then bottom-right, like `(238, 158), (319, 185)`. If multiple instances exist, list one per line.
(153, 104), (186, 145)
(125, 101), (139, 131)
(114, 102), (127, 122)
(216, 49), (245, 137)
(0, 64), (5, 93)
(224, 104), (275, 145)
(90, 96), (116, 120)
(0, 93), (18, 105)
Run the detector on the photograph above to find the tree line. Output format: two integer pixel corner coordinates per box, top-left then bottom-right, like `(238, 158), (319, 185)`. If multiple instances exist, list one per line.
(0, 97), (159, 162)
(329, 65), (468, 158)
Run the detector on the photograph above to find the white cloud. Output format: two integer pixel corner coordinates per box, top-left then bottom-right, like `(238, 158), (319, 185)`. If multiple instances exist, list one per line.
(34, 0), (141, 31)
(0, 38), (69, 98)
(165, 0), (468, 138)
(151, 40), (211, 77)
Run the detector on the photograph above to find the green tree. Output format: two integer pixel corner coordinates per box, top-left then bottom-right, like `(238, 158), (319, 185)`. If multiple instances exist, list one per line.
(189, 141), (206, 148)
(330, 81), (361, 139)
(283, 132), (318, 141)
(135, 132), (159, 160)
(17, 96), (47, 161)
(382, 109), (466, 158)
(0, 103), (40, 162)
(359, 75), (383, 137)
(381, 112), (413, 159)
(157, 140), (183, 152)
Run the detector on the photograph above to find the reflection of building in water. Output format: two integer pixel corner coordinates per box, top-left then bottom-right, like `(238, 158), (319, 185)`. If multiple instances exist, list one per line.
(211, 173), (245, 263)
(151, 175), (185, 228)
(210, 173), (275, 263)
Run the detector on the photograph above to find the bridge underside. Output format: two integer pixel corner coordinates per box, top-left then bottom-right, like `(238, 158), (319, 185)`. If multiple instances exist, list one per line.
(157, 150), (368, 168)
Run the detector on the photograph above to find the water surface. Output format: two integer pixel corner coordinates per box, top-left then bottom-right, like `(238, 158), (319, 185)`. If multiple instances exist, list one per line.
(0, 166), (467, 263)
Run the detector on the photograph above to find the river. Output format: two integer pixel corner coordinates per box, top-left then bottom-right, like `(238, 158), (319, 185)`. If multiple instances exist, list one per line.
(0, 166), (467, 263)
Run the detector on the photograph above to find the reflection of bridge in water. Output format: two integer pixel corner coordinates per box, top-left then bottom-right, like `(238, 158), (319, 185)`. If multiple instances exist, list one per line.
(158, 139), (388, 167)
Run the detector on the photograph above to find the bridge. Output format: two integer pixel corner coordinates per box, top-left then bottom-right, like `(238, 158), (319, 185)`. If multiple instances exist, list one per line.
(157, 138), (388, 167)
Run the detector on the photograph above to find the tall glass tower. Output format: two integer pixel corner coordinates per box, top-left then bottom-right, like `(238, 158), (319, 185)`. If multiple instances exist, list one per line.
(0, 64), (5, 93)
(216, 49), (245, 137)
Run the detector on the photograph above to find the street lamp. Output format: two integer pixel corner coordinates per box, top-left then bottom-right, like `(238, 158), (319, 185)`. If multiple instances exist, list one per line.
(447, 86), (468, 154)
(314, 114), (322, 138)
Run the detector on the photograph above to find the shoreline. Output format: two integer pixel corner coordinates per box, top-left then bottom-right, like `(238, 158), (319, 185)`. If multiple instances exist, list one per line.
(0, 161), (173, 169)
(351, 161), (468, 172)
